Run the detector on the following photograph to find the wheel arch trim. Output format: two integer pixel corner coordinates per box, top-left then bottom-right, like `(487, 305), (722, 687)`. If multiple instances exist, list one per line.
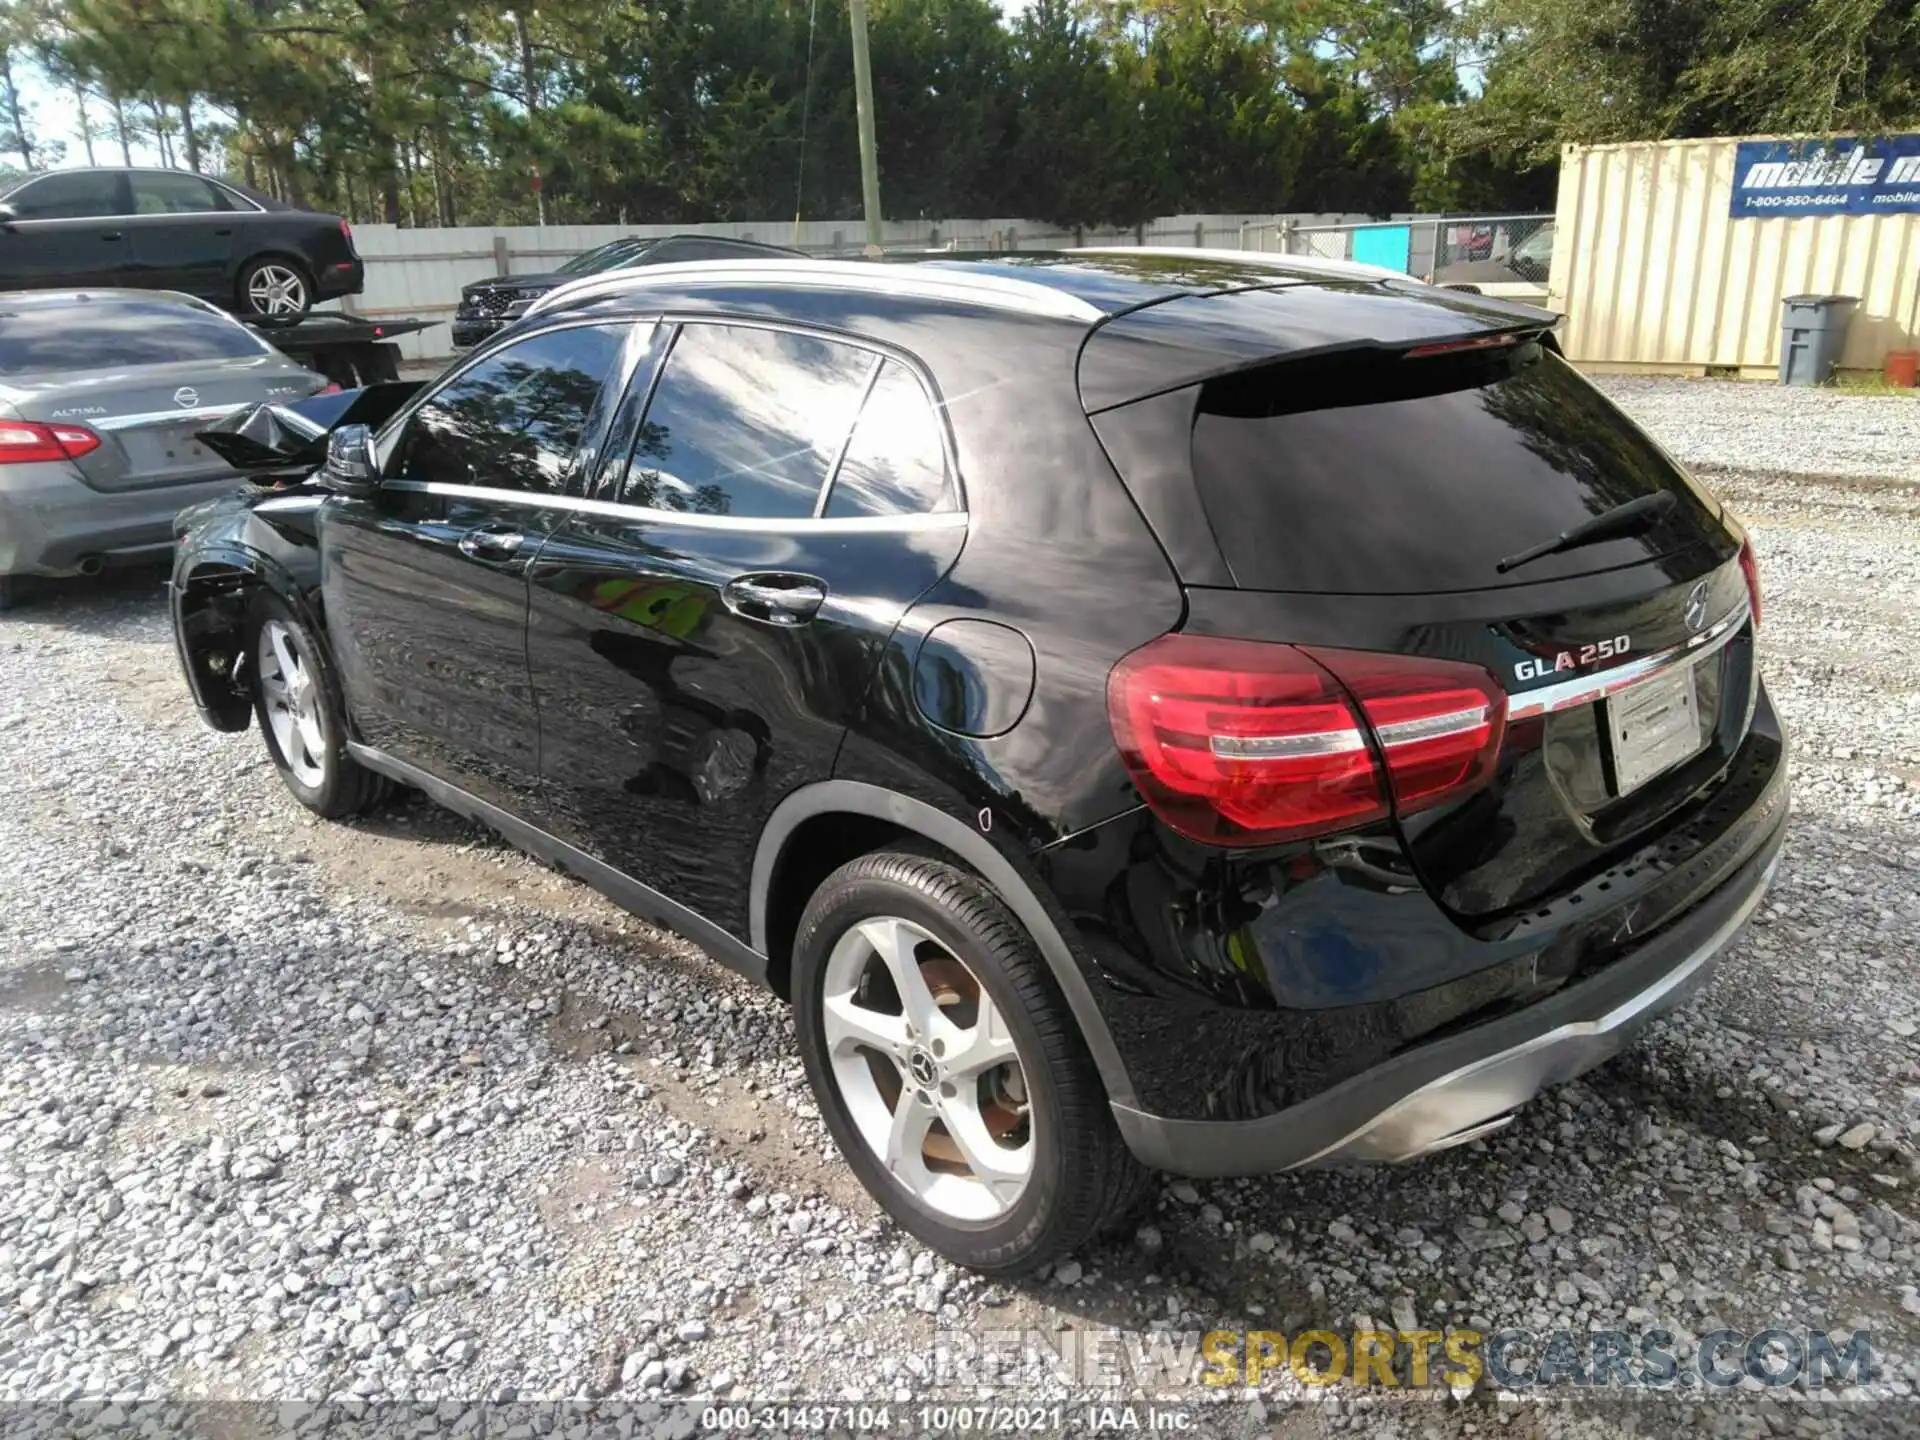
(751, 779), (1139, 1108)
(174, 539), (329, 729)
(179, 539), (322, 633)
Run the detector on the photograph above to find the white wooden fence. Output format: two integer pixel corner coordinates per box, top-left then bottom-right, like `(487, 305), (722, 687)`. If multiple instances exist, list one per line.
(331, 211), (1405, 359)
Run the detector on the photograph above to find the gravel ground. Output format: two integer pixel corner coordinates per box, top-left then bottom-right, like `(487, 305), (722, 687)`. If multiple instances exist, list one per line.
(1, 377), (1917, 1435)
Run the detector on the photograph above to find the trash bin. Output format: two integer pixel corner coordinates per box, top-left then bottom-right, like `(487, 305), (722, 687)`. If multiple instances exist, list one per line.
(1778, 295), (1858, 385)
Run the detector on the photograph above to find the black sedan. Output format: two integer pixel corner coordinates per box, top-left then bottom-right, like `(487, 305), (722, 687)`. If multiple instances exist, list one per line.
(451, 233), (799, 347)
(0, 167), (362, 322)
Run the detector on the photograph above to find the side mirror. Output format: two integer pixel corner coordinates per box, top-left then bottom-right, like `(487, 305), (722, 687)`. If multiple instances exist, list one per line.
(319, 423), (380, 496)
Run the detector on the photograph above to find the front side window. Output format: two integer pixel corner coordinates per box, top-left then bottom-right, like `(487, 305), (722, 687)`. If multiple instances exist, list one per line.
(6, 169), (126, 220)
(132, 172), (231, 214)
(393, 323), (628, 494)
(619, 323), (874, 518)
(823, 361), (954, 518)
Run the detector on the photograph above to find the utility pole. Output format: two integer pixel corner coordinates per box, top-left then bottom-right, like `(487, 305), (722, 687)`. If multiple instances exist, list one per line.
(511, 9), (546, 225)
(848, 0), (883, 255)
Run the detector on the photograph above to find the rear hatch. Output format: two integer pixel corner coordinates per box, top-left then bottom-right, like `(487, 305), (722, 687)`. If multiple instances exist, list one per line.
(1086, 289), (1761, 924)
(0, 293), (325, 492)
(4, 356), (325, 492)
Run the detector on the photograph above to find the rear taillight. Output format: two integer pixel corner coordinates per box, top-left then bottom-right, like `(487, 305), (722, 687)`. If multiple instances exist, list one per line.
(1107, 634), (1506, 846)
(1738, 537), (1762, 627)
(0, 421), (101, 465)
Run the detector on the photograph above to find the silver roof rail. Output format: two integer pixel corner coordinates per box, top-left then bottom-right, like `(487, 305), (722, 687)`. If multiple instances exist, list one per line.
(1068, 245), (1420, 285)
(523, 258), (1105, 324)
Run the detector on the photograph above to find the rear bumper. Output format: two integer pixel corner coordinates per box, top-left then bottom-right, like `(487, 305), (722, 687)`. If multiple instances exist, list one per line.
(316, 259), (365, 301)
(1112, 810), (1785, 1176)
(1, 469), (240, 578)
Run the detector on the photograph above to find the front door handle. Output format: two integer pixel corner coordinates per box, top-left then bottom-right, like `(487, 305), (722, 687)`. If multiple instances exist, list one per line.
(457, 526), (524, 561)
(722, 574), (827, 626)
(99, 230), (123, 241)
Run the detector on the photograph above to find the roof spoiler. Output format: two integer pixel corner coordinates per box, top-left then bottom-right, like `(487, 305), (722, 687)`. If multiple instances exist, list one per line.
(1198, 324), (1559, 420)
(1079, 279), (1562, 413)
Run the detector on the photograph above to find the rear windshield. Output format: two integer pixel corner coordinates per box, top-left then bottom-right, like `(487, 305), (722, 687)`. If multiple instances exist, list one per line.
(0, 298), (269, 375)
(1188, 343), (1724, 593)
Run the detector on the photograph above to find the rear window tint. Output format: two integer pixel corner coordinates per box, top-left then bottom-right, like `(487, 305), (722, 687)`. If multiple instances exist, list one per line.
(824, 361), (953, 518)
(1188, 345), (1722, 594)
(0, 299), (268, 375)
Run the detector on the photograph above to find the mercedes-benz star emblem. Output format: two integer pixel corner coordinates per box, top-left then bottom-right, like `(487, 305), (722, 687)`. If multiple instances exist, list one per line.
(1684, 580), (1709, 632)
(907, 1049), (938, 1087)
(173, 386), (200, 409)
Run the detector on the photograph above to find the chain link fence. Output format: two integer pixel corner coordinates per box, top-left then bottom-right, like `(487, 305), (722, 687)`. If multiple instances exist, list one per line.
(1432, 214), (1555, 283)
(1248, 213), (1555, 285)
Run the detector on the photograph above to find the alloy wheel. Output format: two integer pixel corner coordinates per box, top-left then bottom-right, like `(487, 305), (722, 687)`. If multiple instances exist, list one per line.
(258, 619), (328, 788)
(247, 265), (308, 317)
(820, 916), (1034, 1221)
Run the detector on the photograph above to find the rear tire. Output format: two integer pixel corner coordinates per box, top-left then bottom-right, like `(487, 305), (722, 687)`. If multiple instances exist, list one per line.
(248, 590), (388, 818)
(237, 257), (314, 322)
(793, 850), (1145, 1274)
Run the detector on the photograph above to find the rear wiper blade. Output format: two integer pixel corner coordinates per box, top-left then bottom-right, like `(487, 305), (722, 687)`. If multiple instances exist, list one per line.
(1495, 491), (1676, 574)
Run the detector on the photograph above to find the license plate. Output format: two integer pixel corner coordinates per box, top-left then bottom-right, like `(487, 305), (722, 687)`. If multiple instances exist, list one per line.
(123, 429), (216, 475)
(1606, 661), (1704, 794)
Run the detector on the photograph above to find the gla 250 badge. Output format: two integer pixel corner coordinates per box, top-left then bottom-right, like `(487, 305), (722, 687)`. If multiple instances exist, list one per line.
(1514, 635), (1632, 683)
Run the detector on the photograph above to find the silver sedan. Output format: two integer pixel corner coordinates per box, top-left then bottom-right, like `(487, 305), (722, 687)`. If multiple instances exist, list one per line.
(0, 288), (325, 607)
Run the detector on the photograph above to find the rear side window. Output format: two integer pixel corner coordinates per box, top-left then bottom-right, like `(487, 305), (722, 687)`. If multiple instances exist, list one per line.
(824, 361), (953, 518)
(6, 169), (126, 219)
(394, 323), (627, 494)
(0, 297), (267, 375)
(620, 322), (873, 518)
(1187, 344), (1723, 594)
(132, 172), (230, 214)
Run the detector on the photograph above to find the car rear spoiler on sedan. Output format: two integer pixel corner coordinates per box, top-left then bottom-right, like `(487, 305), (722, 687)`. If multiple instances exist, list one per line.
(194, 381), (422, 479)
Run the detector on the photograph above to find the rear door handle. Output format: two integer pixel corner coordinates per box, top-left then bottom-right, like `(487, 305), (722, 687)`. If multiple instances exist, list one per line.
(457, 526), (524, 561)
(722, 574), (827, 626)
(99, 230), (123, 241)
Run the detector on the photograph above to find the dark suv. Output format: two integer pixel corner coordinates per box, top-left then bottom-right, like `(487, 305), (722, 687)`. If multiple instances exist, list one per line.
(450, 234), (803, 348)
(169, 251), (1786, 1273)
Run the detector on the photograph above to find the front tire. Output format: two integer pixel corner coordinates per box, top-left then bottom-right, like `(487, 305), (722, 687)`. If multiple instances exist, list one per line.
(248, 591), (387, 818)
(793, 851), (1145, 1274)
(237, 257), (313, 322)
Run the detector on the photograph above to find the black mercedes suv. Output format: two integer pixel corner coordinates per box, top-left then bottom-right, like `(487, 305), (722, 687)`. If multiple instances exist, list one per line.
(169, 250), (1786, 1273)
